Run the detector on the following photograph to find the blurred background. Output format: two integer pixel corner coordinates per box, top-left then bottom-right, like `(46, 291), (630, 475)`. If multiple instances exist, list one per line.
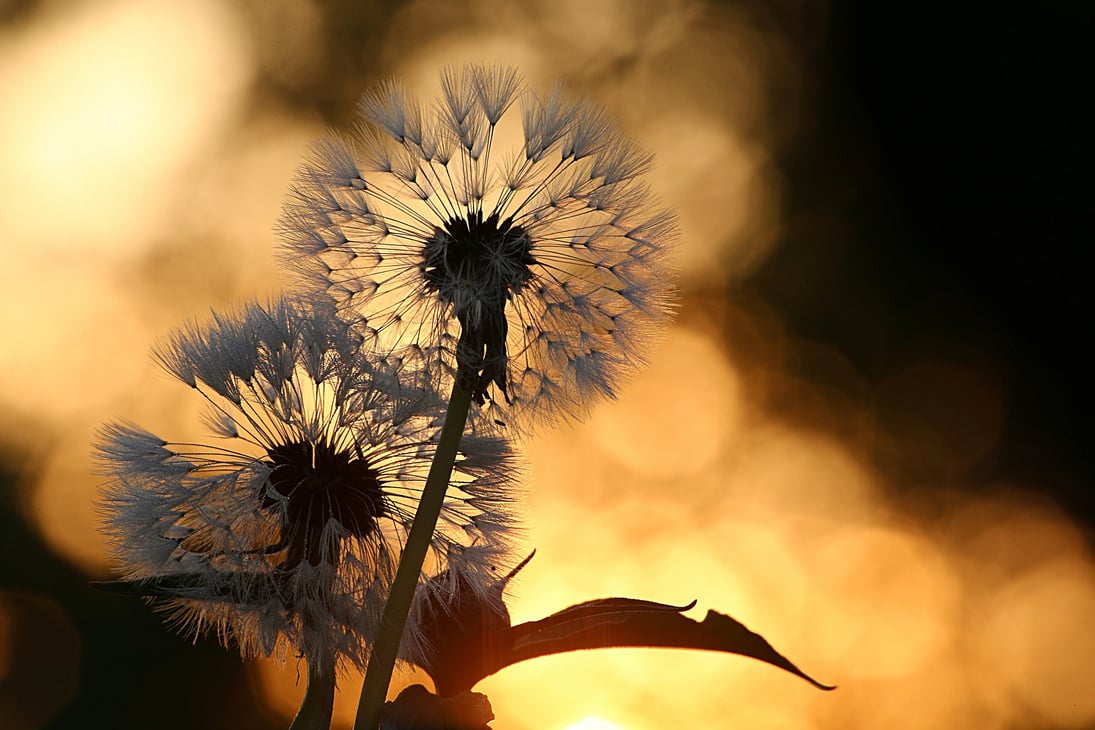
(0, 0), (1090, 728)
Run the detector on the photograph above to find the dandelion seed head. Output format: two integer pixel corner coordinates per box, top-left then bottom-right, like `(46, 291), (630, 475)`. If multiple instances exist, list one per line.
(96, 296), (519, 670)
(278, 64), (678, 431)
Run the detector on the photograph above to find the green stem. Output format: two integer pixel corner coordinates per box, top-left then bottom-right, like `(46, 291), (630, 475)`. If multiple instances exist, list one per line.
(289, 656), (337, 730)
(353, 382), (473, 729)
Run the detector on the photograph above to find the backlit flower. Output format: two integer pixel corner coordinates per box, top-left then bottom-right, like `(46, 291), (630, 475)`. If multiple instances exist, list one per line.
(95, 297), (519, 669)
(278, 65), (677, 429)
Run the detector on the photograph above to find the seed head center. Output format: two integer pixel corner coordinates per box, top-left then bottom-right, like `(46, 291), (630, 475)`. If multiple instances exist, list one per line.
(422, 211), (535, 308)
(263, 440), (385, 566)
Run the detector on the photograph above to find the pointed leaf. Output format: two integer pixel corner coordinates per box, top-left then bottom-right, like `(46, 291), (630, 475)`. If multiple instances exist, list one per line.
(418, 593), (834, 693)
(507, 603), (834, 690)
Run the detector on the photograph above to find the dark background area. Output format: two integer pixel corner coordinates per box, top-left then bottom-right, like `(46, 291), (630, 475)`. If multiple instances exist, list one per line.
(0, 1), (1088, 728)
(751, 1), (1090, 520)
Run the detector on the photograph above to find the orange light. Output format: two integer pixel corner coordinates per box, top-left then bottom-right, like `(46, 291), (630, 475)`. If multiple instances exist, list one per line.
(5, 3), (1095, 730)
(562, 718), (628, 730)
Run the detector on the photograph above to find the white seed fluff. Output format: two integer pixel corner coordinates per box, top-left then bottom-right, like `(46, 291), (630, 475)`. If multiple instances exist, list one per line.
(96, 297), (520, 670)
(278, 65), (677, 431)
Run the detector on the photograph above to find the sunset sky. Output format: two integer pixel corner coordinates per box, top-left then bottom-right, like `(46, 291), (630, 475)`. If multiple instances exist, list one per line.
(0, 1), (1089, 729)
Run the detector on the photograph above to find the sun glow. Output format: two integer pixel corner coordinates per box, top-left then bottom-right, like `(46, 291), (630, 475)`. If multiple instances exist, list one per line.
(563, 718), (629, 730)
(2, 3), (1095, 730)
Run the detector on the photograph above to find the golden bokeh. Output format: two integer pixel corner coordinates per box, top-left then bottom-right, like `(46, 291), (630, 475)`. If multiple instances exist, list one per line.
(562, 719), (627, 730)
(0, 0), (250, 256)
(0, 2), (1092, 730)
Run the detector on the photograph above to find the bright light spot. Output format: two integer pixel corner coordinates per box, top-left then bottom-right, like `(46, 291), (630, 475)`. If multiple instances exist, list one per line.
(563, 718), (628, 730)
(649, 114), (774, 280)
(973, 557), (1095, 727)
(807, 525), (961, 679)
(0, 0), (254, 420)
(0, 0), (251, 255)
(587, 326), (743, 479)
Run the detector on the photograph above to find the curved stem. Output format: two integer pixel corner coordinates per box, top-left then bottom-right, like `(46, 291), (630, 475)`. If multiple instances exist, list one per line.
(353, 382), (473, 729)
(289, 656), (337, 730)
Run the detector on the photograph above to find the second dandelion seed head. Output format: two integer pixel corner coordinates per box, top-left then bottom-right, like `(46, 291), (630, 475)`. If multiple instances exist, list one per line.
(263, 438), (386, 568)
(96, 296), (522, 670)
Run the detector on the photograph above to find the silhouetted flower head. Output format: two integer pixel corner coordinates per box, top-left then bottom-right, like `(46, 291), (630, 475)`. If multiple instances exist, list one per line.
(95, 297), (519, 669)
(278, 64), (677, 429)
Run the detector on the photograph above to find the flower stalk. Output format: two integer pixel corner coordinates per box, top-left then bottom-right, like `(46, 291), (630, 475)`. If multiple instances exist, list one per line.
(354, 382), (474, 730)
(289, 657), (337, 730)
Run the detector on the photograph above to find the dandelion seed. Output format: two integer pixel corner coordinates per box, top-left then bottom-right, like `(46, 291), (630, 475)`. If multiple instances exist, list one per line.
(278, 64), (677, 430)
(95, 297), (520, 670)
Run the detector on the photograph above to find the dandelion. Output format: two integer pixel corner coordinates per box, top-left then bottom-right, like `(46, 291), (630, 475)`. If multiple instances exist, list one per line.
(278, 64), (677, 429)
(94, 296), (520, 676)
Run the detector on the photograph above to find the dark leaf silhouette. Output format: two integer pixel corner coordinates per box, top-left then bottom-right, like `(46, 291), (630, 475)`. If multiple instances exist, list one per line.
(412, 554), (835, 695)
(509, 599), (834, 690)
(95, 556), (836, 697)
